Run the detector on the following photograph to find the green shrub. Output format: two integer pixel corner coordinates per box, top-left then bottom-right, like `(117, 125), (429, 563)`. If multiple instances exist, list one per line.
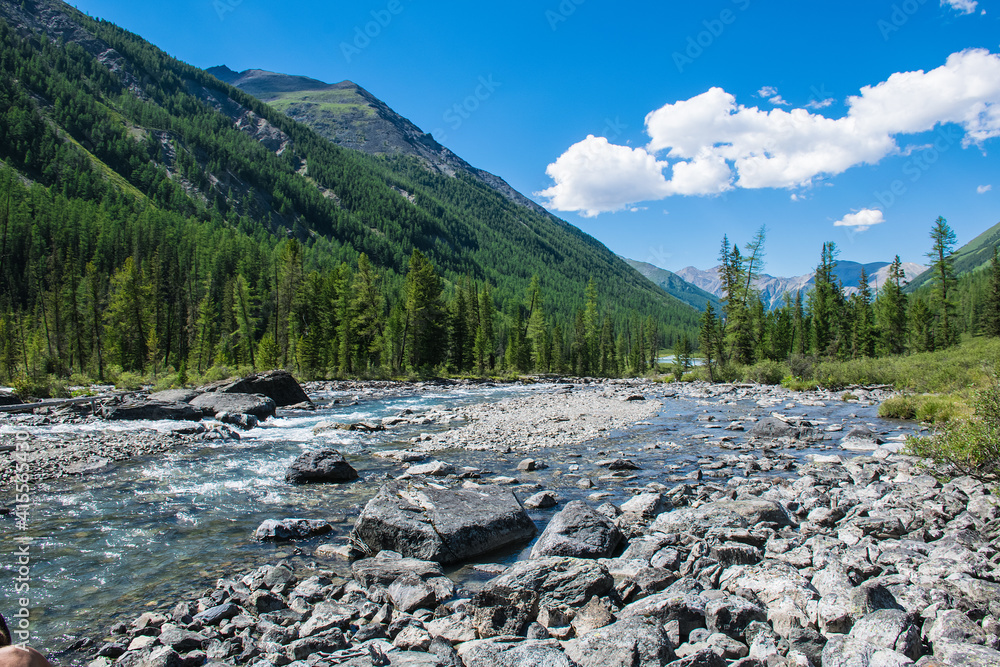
(914, 395), (965, 423)
(782, 375), (820, 391)
(878, 395), (917, 420)
(743, 360), (787, 385)
(906, 374), (1000, 480)
(787, 354), (817, 381)
(841, 392), (858, 401)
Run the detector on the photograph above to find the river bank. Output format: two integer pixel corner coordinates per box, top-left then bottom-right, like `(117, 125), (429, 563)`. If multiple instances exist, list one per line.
(7, 377), (988, 666)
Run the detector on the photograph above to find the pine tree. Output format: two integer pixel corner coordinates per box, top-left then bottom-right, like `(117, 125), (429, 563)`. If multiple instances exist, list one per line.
(875, 255), (908, 355)
(928, 216), (958, 348)
(232, 274), (257, 369)
(851, 267), (875, 358)
(403, 249), (445, 371)
(698, 301), (720, 382)
(985, 246), (1000, 338)
(810, 242), (840, 356)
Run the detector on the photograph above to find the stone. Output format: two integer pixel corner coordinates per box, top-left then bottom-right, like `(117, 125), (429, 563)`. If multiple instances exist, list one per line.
(523, 491), (559, 509)
(297, 602), (355, 637)
(147, 389), (201, 403)
(849, 609), (921, 659)
(618, 587), (707, 640)
(648, 499), (793, 537)
(471, 587), (538, 638)
(350, 482), (536, 564)
(570, 597), (615, 636)
(285, 629), (347, 661)
(457, 638), (576, 667)
(821, 635), (915, 667)
(216, 370), (311, 407)
(105, 400), (202, 422)
(564, 617), (677, 666)
(253, 518), (332, 541)
(530, 500), (623, 559)
(387, 574), (437, 613)
(425, 613), (477, 644)
(620, 493), (667, 517)
(351, 552), (444, 588)
(189, 392), (276, 420)
(479, 556), (614, 609)
(933, 641), (1000, 665)
(750, 417), (798, 439)
(284, 448), (358, 484)
(406, 460), (455, 477)
(157, 627), (207, 653)
(705, 595), (767, 640)
(393, 625), (432, 651)
(216, 412), (258, 430)
(927, 609), (985, 646)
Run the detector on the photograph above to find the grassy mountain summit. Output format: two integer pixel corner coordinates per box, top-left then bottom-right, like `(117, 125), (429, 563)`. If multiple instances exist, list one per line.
(207, 66), (544, 213)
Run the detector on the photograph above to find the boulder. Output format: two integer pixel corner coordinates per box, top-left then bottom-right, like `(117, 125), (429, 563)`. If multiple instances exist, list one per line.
(849, 610), (921, 660)
(524, 491), (559, 509)
(350, 482), (536, 564)
(216, 370), (311, 407)
(189, 392), (276, 420)
(148, 389), (201, 403)
(705, 595), (767, 640)
(253, 518), (332, 541)
(456, 638), (575, 667)
(285, 449), (358, 484)
(821, 635), (915, 667)
(749, 417), (798, 439)
(618, 587), (707, 640)
(479, 556), (614, 609)
(104, 400), (202, 422)
(351, 552), (444, 588)
(216, 411), (258, 430)
(0, 391), (23, 406)
(649, 499), (793, 537)
(564, 617), (677, 667)
(530, 500), (623, 559)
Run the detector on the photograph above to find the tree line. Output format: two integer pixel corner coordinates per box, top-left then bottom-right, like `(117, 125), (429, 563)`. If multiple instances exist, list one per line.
(695, 218), (1000, 381)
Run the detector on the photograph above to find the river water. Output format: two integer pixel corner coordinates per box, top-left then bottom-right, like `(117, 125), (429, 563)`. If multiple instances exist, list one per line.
(0, 381), (910, 656)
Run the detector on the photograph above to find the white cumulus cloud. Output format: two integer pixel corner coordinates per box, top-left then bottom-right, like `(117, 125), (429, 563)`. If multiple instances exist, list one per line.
(538, 49), (1000, 216)
(978, 184), (993, 193)
(942, 0), (978, 14)
(834, 208), (885, 231)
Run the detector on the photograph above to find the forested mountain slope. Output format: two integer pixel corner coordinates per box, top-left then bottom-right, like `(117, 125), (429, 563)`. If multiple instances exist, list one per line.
(0, 0), (699, 382)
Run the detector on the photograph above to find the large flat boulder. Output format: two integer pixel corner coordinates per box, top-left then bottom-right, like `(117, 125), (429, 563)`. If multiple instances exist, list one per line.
(350, 482), (536, 564)
(189, 392), (276, 420)
(217, 370), (311, 407)
(105, 400), (202, 422)
(479, 556), (614, 609)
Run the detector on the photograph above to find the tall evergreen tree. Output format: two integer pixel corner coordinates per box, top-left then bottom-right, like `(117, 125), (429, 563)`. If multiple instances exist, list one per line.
(851, 267), (875, 358)
(985, 247), (1000, 338)
(927, 216), (958, 348)
(875, 255), (908, 356)
(403, 249), (445, 371)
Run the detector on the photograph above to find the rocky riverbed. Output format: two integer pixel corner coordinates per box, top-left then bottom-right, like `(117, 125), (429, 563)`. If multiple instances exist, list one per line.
(6, 377), (996, 667)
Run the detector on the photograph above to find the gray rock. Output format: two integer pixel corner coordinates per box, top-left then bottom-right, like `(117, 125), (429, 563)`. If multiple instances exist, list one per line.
(297, 602), (355, 637)
(253, 518), (332, 541)
(284, 448), (358, 484)
(470, 587), (537, 638)
(704, 595), (767, 640)
(570, 596), (615, 636)
(523, 491), (559, 509)
(927, 609), (985, 646)
(157, 626), (207, 653)
(480, 556), (614, 609)
(648, 499), (793, 537)
(822, 635), (915, 667)
(192, 603), (239, 626)
(350, 482), (536, 564)
(618, 588), (707, 640)
(216, 411), (259, 430)
(933, 641), (1000, 665)
(285, 629), (347, 661)
(190, 392), (276, 420)
(105, 400), (202, 422)
(564, 616), (677, 666)
(850, 609), (921, 660)
(749, 417), (798, 439)
(115, 646), (182, 667)
(530, 500), (623, 559)
(457, 638), (575, 667)
(216, 370), (311, 407)
(665, 648), (726, 666)
(351, 552), (444, 588)
(148, 389), (201, 403)
(388, 574), (436, 613)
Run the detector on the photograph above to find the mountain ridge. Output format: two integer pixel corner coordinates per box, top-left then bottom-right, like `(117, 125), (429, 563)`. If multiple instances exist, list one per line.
(676, 260), (928, 309)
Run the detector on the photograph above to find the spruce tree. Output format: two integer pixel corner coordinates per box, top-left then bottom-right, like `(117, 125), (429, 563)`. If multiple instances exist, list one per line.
(984, 246), (1000, 338)
(927, 216), (958, 348)
(875, 255), (908, 355)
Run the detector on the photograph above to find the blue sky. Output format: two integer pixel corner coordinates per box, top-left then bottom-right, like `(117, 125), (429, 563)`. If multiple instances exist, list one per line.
(69, 0), (1000, 277)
